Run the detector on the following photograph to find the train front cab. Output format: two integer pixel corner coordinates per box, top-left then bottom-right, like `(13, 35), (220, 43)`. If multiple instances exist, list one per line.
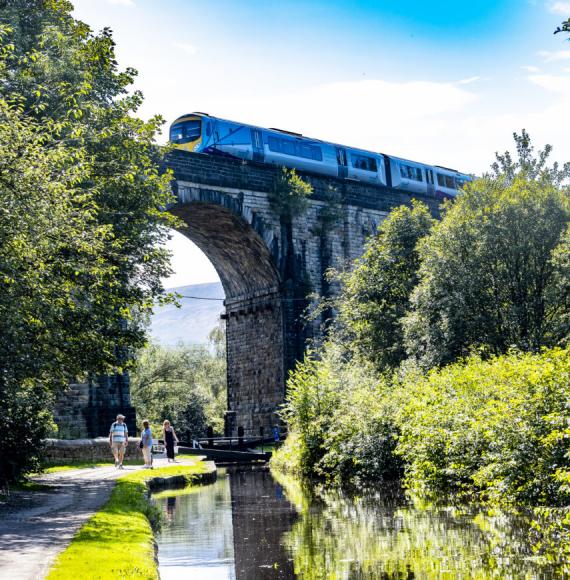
(169, 114), (204, 152)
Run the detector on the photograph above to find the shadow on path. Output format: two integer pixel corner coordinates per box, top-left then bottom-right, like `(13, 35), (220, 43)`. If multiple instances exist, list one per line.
(0, 467), (127, 580)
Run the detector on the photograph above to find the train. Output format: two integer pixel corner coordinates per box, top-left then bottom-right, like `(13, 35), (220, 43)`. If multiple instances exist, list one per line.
(169, 112), (472, 199)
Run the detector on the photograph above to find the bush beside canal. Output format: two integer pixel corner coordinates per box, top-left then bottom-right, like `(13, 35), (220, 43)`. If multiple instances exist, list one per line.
(272, 346), (570, 563)
(47, 461), (215, 580)
(274, 346), (570, 505)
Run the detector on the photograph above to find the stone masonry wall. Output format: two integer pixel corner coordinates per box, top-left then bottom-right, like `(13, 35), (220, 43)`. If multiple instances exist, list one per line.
(224, 292), (284, 436)
(167, 151), (441, 437)
(44, 438), (142, 463)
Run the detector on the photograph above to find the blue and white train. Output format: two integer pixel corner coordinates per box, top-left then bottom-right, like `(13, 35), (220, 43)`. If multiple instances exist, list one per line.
(169, 112), (472, 199)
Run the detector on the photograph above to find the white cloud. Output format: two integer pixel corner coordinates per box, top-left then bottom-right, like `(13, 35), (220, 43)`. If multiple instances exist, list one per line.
(538, 50), (570, 62)
(198, 78), (478, 170)
(549, 1), (570, 14)
(172, 42), (198, 55)
(106, 0), (135, 5)
(528, 73), (570, 93)
(521, 65), (541, 72)
(456, 76), (481, 85)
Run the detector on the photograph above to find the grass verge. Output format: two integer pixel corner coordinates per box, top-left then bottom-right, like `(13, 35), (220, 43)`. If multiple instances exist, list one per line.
(46, 460), (211, 580)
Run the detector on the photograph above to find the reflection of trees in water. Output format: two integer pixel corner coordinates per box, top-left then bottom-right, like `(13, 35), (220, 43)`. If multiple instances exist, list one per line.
(274, 473), (556, 579)
(157, 474), (235, 565)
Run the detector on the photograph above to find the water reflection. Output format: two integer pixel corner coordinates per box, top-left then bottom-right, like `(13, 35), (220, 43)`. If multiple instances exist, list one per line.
(154, 468), (560, 579)
(155, 469), (236, 580)
(230, 469), (297, 578)
(275, 474), (555, 579)
(154, 467), (297, 579)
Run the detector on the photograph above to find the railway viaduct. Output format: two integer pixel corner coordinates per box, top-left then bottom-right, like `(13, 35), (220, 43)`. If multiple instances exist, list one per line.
(55, 150), (440, 438)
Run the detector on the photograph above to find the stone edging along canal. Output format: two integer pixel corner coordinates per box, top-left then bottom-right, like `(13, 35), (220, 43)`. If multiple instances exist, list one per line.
(45, 460), (218, 580)
(145, 463), (217, 493)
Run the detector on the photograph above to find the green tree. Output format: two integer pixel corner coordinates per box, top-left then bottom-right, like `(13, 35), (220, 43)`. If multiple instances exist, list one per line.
(0, 2), (176, 482)
(334, 201), (435, 370)
(404, 134), (570, 368)
(0, 92), (114, 482)
(130, 329), (227, 441)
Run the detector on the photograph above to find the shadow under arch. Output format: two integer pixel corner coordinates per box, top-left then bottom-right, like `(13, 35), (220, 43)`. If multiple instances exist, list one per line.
(170, 190), (284, 437)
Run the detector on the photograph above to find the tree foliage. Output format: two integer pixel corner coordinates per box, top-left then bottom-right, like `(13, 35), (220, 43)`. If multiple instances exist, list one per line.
(0, 1), (176, 482)
(396, 348), (570, 507)
(333, 201), (435, 370)
(404, 136), (570, 368)
(404, 178), (570, 367)
(275, 133), (570, 505)
(269, 167), (313, 220)
(130, 327), (227, 441)
(273, 343), (402, 483)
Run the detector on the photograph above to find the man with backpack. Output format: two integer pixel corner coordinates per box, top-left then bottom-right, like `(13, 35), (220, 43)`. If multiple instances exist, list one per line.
(109, 414), (129, 469)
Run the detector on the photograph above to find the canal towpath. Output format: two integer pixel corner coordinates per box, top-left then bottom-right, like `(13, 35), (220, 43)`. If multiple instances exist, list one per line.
(0, 459), (200, 580)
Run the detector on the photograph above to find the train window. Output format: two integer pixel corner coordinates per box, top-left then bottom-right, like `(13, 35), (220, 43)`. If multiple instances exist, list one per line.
(300, 144), (312, 158)
(169, 120), (201, 144)
(351, 154), (377, 172)
(400, 163), (423, 181)
(268, 136), (322, 161)
(455, 178), (467, 190)
(437, 174), (456, 188)
(282, 140), (296, 155)
(311, 146), (323, 161)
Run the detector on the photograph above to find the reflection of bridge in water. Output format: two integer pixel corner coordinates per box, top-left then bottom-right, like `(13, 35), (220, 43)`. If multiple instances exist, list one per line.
(156, 465), (562, 578)
(155, 467), (297, 579)
(230, 469), (297, 579)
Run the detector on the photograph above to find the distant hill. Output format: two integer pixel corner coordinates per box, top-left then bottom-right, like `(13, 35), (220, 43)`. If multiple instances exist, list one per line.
(150, 282), (225, 346)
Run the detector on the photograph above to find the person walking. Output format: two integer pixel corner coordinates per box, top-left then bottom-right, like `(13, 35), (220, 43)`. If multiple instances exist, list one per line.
(140, 419), (153, 469)
(109, 414), (129, 469)
(162, 419), (179, 463)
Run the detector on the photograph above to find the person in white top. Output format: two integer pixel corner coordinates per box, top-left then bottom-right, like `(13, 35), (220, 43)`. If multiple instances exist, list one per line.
(109, 414), (129, 469)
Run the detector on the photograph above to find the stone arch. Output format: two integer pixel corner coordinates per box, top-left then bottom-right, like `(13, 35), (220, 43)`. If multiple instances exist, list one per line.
(170, 187), (284, 437)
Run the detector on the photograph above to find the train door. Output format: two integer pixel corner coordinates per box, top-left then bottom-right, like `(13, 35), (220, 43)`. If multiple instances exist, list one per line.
(425, 168), (435, 196)
(251, 128), (264, 162)
(336, 147), (348, 178)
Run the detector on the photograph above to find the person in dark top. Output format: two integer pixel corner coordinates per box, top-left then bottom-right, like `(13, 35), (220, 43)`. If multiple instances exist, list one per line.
(162, 419), (179, 462)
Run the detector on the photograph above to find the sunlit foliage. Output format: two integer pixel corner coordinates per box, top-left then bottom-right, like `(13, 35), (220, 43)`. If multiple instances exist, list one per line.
(0, 2), (175, 482)
(130, 326), (227, 441)
(333, 201), (435, 371)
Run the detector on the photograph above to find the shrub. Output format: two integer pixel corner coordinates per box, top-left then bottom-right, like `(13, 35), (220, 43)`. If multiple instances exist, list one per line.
(274, 344), (401, 483)
(396, 348), (570, 506)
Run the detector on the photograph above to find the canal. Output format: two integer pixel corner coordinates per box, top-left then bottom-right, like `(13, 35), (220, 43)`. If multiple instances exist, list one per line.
(153, 467), (557, 579)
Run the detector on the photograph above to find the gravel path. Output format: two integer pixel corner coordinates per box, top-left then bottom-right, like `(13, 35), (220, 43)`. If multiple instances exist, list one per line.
(0, 460), (192, 579)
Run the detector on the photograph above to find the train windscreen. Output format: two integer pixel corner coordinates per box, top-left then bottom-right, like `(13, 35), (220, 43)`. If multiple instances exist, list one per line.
(170, 120), (201, 144)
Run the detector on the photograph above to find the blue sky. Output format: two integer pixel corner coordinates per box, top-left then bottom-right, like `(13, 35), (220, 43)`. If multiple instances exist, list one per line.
(73, 0), (570, 287)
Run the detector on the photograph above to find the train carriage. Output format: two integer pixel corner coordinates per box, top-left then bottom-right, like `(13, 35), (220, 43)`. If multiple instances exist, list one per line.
(169, 112), (472, 198)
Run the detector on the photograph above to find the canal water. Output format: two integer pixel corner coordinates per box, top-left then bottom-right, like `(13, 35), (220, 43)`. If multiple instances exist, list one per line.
(153, 467), (558, 579)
